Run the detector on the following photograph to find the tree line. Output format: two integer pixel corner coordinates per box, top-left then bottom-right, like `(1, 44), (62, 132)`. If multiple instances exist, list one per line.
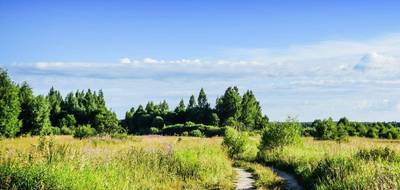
(122, 86), (269, 135)
(1, 67), (399, 140)
(302, 117), (400, 140)
(0, 68), (122, 137)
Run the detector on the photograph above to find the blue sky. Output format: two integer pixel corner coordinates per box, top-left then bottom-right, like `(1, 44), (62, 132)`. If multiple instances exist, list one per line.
(1, 0), (400, 121)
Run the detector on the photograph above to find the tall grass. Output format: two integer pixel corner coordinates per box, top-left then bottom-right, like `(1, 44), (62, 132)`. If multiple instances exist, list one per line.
(259, 137), (400, 189)
(0, 136), (234, 189)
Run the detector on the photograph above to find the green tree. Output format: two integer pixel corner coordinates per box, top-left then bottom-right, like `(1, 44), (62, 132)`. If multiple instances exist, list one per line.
(175, 99), (186, 113)
(216, 86), (242, 126)
(313, 118), (337, 140)
(187, 95), (197, 110)
(18, 82), (35, 134)
(0, 69), (21, 137)
(159, 100), (169, 115)
(33, 95), (53, 135)
(47, 87), (63, 127)
(197, 88), (209, 108)
(239, 90), (264, 130)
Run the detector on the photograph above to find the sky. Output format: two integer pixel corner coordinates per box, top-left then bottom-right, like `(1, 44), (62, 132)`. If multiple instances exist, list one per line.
(1, 0), (400, 121)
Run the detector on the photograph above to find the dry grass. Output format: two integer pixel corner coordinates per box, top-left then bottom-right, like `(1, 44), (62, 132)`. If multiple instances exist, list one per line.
(260, 137), (400, 189)
(0, 135), (234, 190)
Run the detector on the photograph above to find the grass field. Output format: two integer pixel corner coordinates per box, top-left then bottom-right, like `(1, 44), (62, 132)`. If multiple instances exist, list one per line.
(2, 136), (400, 190)
(0, 136), (234, 190)
(259, 137), (400, 189)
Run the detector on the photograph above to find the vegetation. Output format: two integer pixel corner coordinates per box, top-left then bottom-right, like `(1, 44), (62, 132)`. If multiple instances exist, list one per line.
(223, 127), (258, 161)
(259, 137), (400, 189)
(123, 86), (269, 135)
(2, 67), (400, 189)
(0, 136), (234, 189)
(260, 118), (302, 150)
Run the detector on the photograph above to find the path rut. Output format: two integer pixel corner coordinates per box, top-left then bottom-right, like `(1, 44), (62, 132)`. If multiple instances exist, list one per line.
(234, 166), (303, 190)
(234, 168), (255, 190)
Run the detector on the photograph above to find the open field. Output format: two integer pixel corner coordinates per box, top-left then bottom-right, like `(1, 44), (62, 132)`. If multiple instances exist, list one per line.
(2, 136), (400, 190)
(259, 137), (400, 189)
(0, 136), (234, 190)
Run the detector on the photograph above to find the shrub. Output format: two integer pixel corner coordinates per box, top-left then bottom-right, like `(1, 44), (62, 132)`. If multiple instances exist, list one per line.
(309, 156), (358, 189)
(182, 131), (189, 136)
(189, 129), (203, 137)
(161, 123), (223, 137)
(223, 127), (257, 161)
(335, 124), (349, 143)
(110, 133), (128, 140)
(260, 118), (301, 150)
(151, 116), (164, 129)
(149, 127), (160, 134)
(60, 126), (73, 135)
(73, 125), (96, 139)
(224, 127), (245, 158)
(356, 147), (399, 162)
(367, 127), (379, 138)
(313, 118), (337, 140)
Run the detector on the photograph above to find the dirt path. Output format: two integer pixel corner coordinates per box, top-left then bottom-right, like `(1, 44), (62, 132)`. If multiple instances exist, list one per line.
(270, 166), (303, 190)
(234, 166), (303, 190)
(234, 168), (256, 190)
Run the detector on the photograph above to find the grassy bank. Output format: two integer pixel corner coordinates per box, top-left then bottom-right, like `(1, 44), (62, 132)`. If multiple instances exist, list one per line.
(0, 136), (234, 190)
(259, 137), (400, 189)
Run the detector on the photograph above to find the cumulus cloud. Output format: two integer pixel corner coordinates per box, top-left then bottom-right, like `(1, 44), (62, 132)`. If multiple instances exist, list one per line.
(5, 33), (400, 121)
(119, 57), (131, 64)
(354, 52), (398, 71)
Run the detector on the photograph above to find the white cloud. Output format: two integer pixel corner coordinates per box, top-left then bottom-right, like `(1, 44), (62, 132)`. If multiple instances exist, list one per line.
(5, 33), (400, 121)
(119, 57), (131, 64)
(354, 52), (398, 71)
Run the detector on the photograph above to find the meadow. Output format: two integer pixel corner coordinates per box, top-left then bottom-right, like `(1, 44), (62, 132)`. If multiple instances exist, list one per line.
(0, 136), (234, 190)
(259, 137), (400, 189)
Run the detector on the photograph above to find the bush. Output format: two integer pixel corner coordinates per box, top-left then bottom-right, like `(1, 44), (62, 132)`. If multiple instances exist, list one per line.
(110, 133), (128, 140)
(356, 147), (399, 162)
(60, 126), (73, 135)
(313, 118), (337, 140)
(151, 116), (164, 129)
(309, 156), (358, 189)
(260, 118), (301, 150)
(73, 125), (96, 139)
(223, 127), (257, 161)
(149, 127), (160, 134)
(367, 127), (379, 138)
(161, 123), (223, 137)
(189, 129), (203, 137)
(335, 124), (349, 143)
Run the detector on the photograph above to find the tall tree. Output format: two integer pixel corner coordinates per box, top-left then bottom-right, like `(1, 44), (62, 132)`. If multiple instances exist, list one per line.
(18, 82), (36, 134)
(31, 95), (52, 135)
(0, 69), (21, 137)
(216, 86), (242, 126)
(174, 99), (186, 113)
(159, 100), (169, 115)
(47, 87), (63, 127)
(197, 88), (209, 109)
(240, 90), (264, 130)
(187, 95), (197, 109)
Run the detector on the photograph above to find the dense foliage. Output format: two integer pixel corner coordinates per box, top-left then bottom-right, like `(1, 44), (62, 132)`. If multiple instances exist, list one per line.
(303, 117), (400, 140)
(122, 87), (269, 135)
(0, 68), (121, 138)
(260, 118), (302, 150)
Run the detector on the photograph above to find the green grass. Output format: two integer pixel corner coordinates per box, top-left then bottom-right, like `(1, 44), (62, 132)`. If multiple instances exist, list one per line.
(0, 136), (234, 190)
(259, 137), (400, 189)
